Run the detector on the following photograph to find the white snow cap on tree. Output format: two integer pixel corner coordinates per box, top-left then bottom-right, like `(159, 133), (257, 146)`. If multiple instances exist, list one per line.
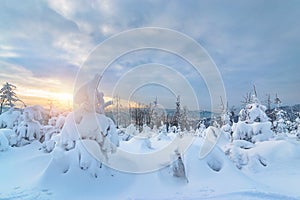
(47, 74), (119, 177)
(233, 95), (273, 143)
(16, 110), (41, 143)
(23, 105), (45, 122)
(0, 108), (21, 129)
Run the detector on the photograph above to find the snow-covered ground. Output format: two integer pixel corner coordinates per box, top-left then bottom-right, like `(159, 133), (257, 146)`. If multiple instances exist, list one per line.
(1, 92), (300, 200)
(1, 135), (300, 200)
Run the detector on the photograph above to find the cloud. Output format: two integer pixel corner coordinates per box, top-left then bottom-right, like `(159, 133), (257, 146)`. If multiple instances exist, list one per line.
(0, 0), (299, 108)
(0, 61), (74, 96)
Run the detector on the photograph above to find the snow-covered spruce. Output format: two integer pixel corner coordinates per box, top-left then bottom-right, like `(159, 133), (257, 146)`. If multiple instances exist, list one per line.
(271, 108), (290, 138)
(41, 114), (67, 152)
(195, 121), (206, 137)
(46, 74), (119, 177)
(16, 109), (42, 146)
(232, 95), (273, 143)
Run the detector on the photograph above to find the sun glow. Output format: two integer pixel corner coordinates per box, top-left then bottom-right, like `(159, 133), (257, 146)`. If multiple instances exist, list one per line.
(17, 87), (73, 110)
(52, 92), (73, 104)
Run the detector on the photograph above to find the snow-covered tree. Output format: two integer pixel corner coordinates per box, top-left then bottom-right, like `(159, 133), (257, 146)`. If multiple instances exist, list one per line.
(272, 109), (289, 135)
(16, 109), (41, 146)
(0, 108), (21, 129)
(180, 106), (189, 131)
(0, 82), (24, 114)
(47, 74), (119, 177)
(221, 111), (232, 134)
(195, 121), (206, 137)
(293, 113), (300, 139)
(157, 124), (171, 140)
(232, 95), (273, 143)
(171, 149), (188, 182)
(219, 96), (232, 133)
(172, 96), (181, 127)
(150, 97), (161, 129)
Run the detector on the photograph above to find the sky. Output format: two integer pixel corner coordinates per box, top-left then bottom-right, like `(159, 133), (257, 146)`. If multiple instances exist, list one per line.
(0, 0), (299, 111)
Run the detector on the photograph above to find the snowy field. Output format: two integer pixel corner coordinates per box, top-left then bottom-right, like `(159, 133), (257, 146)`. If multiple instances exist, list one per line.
(1, 133), (300, 200)
(1, 0), (299, 199)
(1, 91), (300, 200)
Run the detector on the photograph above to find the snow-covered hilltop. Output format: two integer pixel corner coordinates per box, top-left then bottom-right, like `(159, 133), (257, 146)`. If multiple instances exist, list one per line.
(1, 80), (300, 200)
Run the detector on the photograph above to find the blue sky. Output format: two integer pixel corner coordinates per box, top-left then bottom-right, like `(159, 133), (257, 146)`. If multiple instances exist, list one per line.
(0, 0), (299, 110)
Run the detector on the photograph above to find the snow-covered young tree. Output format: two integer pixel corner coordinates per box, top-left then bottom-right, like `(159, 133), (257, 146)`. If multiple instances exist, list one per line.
(171, 149), (188, 182)
(0, 82), (24, 114)
(272, 109), (289, 136)
(16, 108), (42, 146)
(232, 94), (273, 143)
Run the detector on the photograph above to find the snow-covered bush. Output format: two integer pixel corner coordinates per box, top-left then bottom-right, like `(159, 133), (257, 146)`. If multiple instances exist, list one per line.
(195, 121), (206, 137)
(48, 117), (57, 127)
(0, 108), (21, 129)
(232, 121), (273, 143)
(16, 110), (41, 145)
(76, 139), (105, 177)
(0, 105), (48, 147)
(117, 124), (138, 141)
(23, 105), (47, 124)
(0, 128), (17, 146)
(233, 96), (273, 143)
(225, 140), (267, 170)
(55, 114), (65, 130)
(41, 113), (67, 152)
(171, 150), (187, 181)
(142, 124), (152, 136)
(154, 124), (170, 141)
(117, 129), (131, 141)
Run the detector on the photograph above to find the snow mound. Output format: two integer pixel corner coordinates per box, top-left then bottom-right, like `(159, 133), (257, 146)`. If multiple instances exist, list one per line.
(205, 146), (225, 172)
(232, 121), (273, 143)
(120, 136), (153, 153)
(0, 109), (20, 129)
(0, 130), (9, 151)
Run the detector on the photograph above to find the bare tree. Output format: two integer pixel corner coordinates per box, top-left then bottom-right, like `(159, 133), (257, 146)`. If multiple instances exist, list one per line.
(241, 92), (252, 106)
(266, 94), (271, 111)
(172, 95), (181, 127)
(274, 93), (281, 109)
(253, 85), (257, 97)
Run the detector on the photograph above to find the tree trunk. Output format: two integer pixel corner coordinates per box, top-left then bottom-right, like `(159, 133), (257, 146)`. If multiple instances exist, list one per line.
(0, 103), (3, 114)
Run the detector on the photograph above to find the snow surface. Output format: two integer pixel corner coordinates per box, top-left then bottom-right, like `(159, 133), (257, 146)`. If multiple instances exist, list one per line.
(1, 135), (300, 200)
(1, 102), (300, 199)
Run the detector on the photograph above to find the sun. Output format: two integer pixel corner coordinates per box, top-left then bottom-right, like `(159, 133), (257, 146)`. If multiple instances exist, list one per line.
(53, 92), (73, 103)
(51, 92), (73, 109)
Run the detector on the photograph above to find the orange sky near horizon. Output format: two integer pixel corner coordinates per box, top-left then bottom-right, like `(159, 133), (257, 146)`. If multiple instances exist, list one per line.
(15, 86), (117, 111)
(16, 87), (73, 110)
